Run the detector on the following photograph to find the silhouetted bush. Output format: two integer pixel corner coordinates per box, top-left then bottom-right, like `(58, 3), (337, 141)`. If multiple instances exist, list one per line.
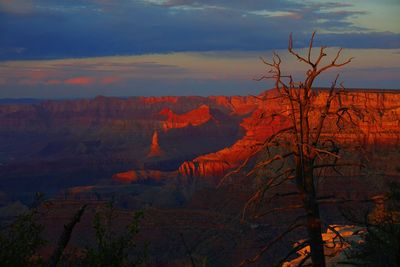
(346, 182), (400, 266)
(0, 196), (147, 267)
(78, 201), (148, 267)
(0, 196), (46, 266)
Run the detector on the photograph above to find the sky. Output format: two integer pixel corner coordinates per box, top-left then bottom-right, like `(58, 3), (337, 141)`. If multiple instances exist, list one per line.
(0, 0), (399, 98)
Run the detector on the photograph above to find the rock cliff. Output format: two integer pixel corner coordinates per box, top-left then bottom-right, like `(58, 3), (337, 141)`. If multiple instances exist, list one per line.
(0, 89), (399, 192)
(176, 89), (400, 181)
(159, 104), (212, 130)
(0, 94), (257, 194)
(148, 130), (163, 157)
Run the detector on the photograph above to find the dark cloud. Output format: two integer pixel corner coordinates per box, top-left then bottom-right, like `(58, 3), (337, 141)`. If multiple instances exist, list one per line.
(148, 0), (303, 10)
(0, 0), (398, 60)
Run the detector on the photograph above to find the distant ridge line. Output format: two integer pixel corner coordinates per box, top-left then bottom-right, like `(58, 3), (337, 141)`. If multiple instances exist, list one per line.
(315, 87), (400, 93)
(0, 88), (399, 104)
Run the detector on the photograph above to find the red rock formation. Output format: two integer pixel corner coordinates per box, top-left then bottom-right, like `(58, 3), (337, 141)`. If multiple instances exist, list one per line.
(177, 89), (400, 181)
(177, 108), (290, 179)
(179, 159), (230, 181)
(208, 95), (261, 115)
(148, 130), (163, 157)
(1, 90), (398, 186)
(139, 96), (179, 105)
(159, 104), (212, 130)
(112, 170), (176, 183)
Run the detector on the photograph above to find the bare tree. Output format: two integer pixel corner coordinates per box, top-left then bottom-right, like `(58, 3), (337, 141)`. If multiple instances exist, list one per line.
(219, 32), (361, 266)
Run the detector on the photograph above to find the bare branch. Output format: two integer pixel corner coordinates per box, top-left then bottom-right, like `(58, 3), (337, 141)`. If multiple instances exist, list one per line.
(314, 46), (327, 67)
(253, 75), (277, 81)
(278, 239), (310, 266)
(259, 56), (274, 67)
(311, 146), (340, 159)
(254, 204), (303, 218)
(316, 48), (354, 75)
(313, 74), (339, 144)
(313, 163), (365, 170)
(237, 223), (303, 266)
(325, 225), (346, 249)
(297, 252), (312, 267)
(289, 32), (313, 66)
(246, 152), (293, 177)
(217, 127), (294, 187)
(307, 31), (316, 63)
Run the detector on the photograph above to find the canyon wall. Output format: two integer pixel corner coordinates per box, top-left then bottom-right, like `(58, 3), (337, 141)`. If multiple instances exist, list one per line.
(0, 95), (257, 194)
(176, 89), (400, 181)
(0, 89), (399, 192)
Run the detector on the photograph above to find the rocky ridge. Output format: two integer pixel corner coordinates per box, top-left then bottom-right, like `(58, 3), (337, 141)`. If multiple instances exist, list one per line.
(0, 89), (399, 189)
(175, 89), (400, 181)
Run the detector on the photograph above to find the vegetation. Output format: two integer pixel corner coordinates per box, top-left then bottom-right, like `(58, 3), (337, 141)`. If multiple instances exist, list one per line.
(344, 182), (400, 266)
(0, 201), (45, 266)
(78, 202), (147, 267)
(0, 197), (147, 267)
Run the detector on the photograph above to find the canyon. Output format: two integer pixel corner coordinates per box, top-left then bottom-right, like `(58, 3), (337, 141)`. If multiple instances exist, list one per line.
(0, 89), (399, 200)
(119, 88), (400, 185)
(0, 94), (251, 204)
(1, 88), (399, 266)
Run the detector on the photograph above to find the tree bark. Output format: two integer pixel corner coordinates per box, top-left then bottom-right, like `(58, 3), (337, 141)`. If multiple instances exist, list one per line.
(305, 198), (326, 266)
(303, 165), (326, 267)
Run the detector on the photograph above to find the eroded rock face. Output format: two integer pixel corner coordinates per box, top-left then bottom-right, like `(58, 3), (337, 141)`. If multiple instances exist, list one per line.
(148, 131), (163, 157)
(159, 105), (212, 130)
(176, 107), (290, 179)
(112, 170), (176, 183)
(110, 89), (400, 184)
(0, 94), (258, 194)
(178, 160), (231, 180)
(0, 89), (399, 191)
(175, 89), (400, 181)
(208, 95), (262, 115)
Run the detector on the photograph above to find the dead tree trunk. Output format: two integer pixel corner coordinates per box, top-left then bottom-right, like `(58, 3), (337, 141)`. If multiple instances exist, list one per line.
(223, 32), (356, 266)
(296, 145), (326, 266)
(303, 165), (326, 266)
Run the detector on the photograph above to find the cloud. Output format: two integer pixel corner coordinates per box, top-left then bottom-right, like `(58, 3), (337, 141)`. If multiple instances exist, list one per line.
(0, 48), (399, 98)
(64, 76), (95, 85)
(59, 76), (122, 86)
(145, 0), (301, 10)
(0, 0), (34, 14)
(249, 10), (303, 19)
(0, 47), (26, 55)
(0, 0), (399, 61)
(2, 48), (399, 86)
(13, 75), (122, 87)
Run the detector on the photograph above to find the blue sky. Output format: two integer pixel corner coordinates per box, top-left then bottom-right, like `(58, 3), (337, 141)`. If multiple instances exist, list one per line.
(0, 0), (399, 98)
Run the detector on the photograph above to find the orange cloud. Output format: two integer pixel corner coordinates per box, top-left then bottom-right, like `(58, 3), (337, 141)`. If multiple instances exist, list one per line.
(64, 76), (95, 85)
(10, 75), (120, 87)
